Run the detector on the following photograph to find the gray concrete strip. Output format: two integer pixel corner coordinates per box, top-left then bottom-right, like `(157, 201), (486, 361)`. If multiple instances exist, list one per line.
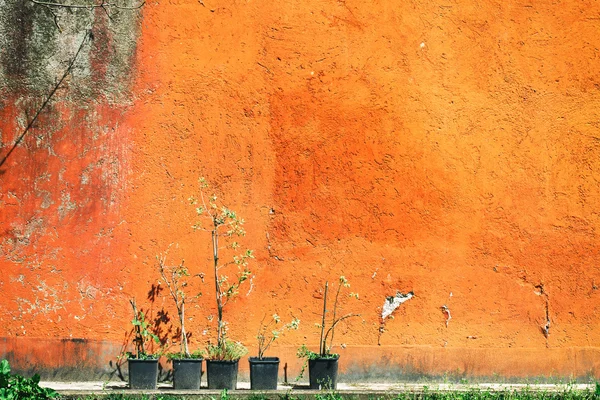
(41, 381), (596, 393)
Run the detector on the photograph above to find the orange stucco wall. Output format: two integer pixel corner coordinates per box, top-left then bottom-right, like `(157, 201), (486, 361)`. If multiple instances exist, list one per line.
(1, 0), (600, 381)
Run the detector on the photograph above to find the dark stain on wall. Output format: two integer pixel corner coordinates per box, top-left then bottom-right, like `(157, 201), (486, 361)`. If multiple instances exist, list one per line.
(0, 0), (142, 100)
(3, 1), (34, 82)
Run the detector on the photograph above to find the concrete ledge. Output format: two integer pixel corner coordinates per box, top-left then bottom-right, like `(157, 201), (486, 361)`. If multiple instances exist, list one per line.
(44, 381), (599, 399)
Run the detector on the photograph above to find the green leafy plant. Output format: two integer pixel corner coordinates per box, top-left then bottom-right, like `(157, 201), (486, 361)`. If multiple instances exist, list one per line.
(256, 314), (300, 359)
(296, 344), (320, 361)
(157, 248), (204, 359)
(315, 389), (343, 400)
(165, 349), (205, 361)
(318, 276), (360, 357)
(296, 276), (360, 380)
(299, 276), (360, 359)
(126, 298), (161, 360)
(0, 359), (58, 400)
(206, 338), (248, 361)
(189, 177), (254, 360)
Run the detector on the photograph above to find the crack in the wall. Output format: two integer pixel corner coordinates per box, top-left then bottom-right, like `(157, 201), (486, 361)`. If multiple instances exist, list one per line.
(535, 283), (551, 346)
(496, 264), (554, 346)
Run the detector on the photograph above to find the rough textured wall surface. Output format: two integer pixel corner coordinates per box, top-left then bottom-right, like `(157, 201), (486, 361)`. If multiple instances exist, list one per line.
(1, 0), (600, 381)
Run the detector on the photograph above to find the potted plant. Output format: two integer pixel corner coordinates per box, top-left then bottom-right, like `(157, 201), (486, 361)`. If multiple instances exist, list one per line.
(157, 251), (205, 389)
(249, 314), (300, 390)
(205, 338), (248, 389)
(126, 299), (161, 390)
(189, 177), (254, 390)
(297, 276), (360, 390)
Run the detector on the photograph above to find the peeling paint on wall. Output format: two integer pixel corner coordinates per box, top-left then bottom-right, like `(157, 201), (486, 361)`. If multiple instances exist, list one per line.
(441, 305), (451, 328)
(381, 291), (414, 320)
(378, 291), (414, 345)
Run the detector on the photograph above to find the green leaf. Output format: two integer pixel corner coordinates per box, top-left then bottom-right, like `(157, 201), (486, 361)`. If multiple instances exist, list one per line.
(0, 360), (10, 375)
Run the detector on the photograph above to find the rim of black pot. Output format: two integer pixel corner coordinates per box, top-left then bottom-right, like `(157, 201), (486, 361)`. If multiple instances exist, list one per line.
(206, 358), (239, 364)
(248, 356), (280, 363)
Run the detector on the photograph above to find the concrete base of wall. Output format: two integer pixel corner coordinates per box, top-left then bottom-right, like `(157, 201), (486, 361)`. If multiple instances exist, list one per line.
(2, 338), (599, 382)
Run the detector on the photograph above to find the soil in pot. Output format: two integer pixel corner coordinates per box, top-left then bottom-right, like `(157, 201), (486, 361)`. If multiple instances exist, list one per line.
(308, 356), (339, 390)
(206, 359), (239, 390)
(249, 357), (279, 390)
(173, 359), (203, 389)
(128, 358), (159, 390)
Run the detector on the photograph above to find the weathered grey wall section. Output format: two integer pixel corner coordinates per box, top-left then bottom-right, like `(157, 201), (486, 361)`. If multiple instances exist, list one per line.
(0, 0), (144, 381)
(0, 0), (141, 101)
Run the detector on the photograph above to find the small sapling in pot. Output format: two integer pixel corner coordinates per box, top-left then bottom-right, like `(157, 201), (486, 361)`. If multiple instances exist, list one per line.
(297, 276), (360, 390)
(126, 299), (161, 390)
(249, 314), (300, 390)
(189, 177), (253, 390)
(158, 250), (205, 389)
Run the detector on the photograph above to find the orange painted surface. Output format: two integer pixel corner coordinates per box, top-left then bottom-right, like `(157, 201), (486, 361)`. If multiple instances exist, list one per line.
(1, 0), (600, 380)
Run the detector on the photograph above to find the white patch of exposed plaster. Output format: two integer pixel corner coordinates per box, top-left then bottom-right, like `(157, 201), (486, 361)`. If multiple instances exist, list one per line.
(58, 192), (77, 219)
(40, 192), (54, 209)
(14, 278), (65, 318)
(382, 291), (414, 320)
(3, 218), (46, 259)
(246, 275), (255, 296)
(441, 305), (451, 327)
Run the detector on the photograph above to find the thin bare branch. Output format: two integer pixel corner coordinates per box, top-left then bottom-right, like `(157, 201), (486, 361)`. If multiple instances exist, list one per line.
(0, 30), (92, 168)
(319, 282), (329, 356)
(30, 0), (144, 9)
(323, 313), (360, 353)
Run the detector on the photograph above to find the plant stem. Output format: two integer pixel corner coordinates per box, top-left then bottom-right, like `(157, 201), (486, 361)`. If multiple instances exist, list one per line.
(129, 299), (144, 356)
(213, 219), (224, 347)
(323, 313), (360, 349)
(181, 301), (188, 356)
(319, 281), (329, 356)
(329, 280), (343, 352)
(158, 256), (189, 356)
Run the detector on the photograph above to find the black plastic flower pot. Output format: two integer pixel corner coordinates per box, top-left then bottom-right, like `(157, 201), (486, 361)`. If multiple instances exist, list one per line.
(173, 358), (203, 390)
(308, 356), (339, 390)
(128, 358), (159, 390)
(206, 359), (239, 390)
(249, 357), (279, 390)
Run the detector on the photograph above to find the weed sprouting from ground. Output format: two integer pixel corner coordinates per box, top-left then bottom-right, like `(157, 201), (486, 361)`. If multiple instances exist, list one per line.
(279, 389), (302, 400)
(315, 390), (344, 400)
(248, 393), (270, 400)
(62, 386), (600, 400)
